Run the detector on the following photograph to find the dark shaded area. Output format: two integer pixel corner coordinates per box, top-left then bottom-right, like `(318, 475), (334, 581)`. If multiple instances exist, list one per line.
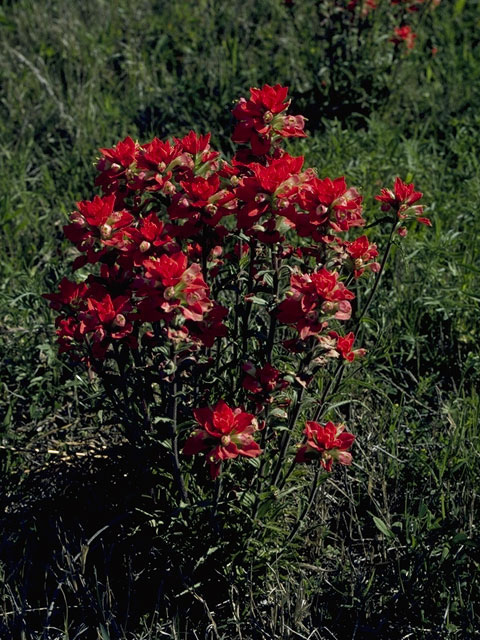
(0, 443), (238, 637)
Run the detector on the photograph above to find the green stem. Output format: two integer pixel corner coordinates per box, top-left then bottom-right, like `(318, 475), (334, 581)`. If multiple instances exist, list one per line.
(270, 346), (315, 490)
(168, 349), (189, 504)
(283, 466), (322, 548)
(353, 221), (397, 332)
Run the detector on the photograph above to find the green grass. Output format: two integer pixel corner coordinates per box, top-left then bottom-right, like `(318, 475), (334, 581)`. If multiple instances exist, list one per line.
(1, 0), (479, 637)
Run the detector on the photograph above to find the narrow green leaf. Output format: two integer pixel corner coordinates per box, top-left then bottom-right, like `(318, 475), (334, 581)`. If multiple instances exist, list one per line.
(373, 516), (394, 538)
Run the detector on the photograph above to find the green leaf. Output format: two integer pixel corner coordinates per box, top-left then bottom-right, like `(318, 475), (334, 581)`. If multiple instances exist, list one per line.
(248, 296), (267, 306)
(373, 516), (394, 538)
(98, 624), (110, 640)
(452, 532), (468, 545)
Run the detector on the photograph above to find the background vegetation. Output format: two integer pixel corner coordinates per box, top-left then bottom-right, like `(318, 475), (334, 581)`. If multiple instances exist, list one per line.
(1, 0), (479, 638)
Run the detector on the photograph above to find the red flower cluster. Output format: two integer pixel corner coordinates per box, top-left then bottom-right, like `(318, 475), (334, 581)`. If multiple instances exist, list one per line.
(46, 83), (429, 481)
(295, 421), (355, 471)
(277, 268), (355, 341)
(376, 177), (429, 227)
(242, 362), (290, 412)
(232, 84), (306, 156)
(183, 400), (262, 478)
(391, 25), (417, 50)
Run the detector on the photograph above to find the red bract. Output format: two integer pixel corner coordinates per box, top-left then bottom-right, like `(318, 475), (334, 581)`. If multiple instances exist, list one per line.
(77, 285), (136, 359)
(183, 400), (262, 478)
(55, 316), (83, 354)
(143, 252), (188, 287)
(95, 136), (139, 195)
(134, 138), (184, 192)
(140, 253), (213, 323)
(168, 174), (234, 233)
(288, 176), (365, 238)
(43, 278), (88, 311)
(344, 236), (380, 278)
(98, 136), (137, 170)
(232, 84), (306, 155)
(375, 177), (430, 225)
(119, 213), (174, 267)
(391, 25), (417, 50)
(64, 194), (134, 258)
(242, 362), (288, 398)
(277, 268), (355, 338)
(234, 154), (305, 238)
(311, 268), (355, 305)
(295, 421), (355, 471)
(176, 131), (216, 159)
(328, 331), (366, 362)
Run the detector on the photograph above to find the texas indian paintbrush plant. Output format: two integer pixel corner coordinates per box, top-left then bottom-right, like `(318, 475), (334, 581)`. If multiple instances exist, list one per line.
(45, 83), (429, 530)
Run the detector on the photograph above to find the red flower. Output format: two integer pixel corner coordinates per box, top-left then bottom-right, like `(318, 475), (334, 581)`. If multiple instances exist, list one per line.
(234, 154), (304, 236)
(64, 194), (134, 256)
(176, 131), (214, 157)
(76, 285), (136, 358)
(140, 253), (213, 323)
(295, 421), (355, 471)
(232, 84), (306, 155)
(242, 362), (288, 398)
(183, 400), (262, 478)
(311, 268), (355, 304)
(289, 176), (365, 238)
(375, 177), (430, 225)
(143, 252), (188, 287)
(55, 316), (83, 354)
(134, 138), (185, 191)
(391, 25), (417, 50)
(119, 213), (174, 267)
(168, 174), (234, 231)
(328, 331), (366, 362)
(97, 136), (137, 171)
(344, 236), (380, 278)
(95, 136), (139, 194)
(277, 268), (355, 338)
(43, 278), (88, 311)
